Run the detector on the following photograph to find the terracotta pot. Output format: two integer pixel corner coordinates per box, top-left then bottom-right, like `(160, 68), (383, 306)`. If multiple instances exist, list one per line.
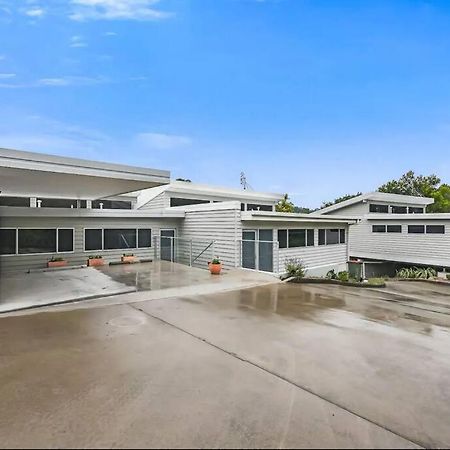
(47, 260), (68, 268)
(121, 256), (137, 264)
(88, 258), (104, 267)
(208, 262), (222, 275)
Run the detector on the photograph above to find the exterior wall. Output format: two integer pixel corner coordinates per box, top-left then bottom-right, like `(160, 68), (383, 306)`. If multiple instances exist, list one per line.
(178, 203), (242, 269)
(138, 192), (170, 210)
(0, 216), (181, 273)
(349, 219), (450, 268)
(326, 203), (369, 216)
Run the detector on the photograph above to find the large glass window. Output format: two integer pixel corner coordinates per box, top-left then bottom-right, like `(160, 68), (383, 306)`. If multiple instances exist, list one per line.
(40, 198), (77, 208)
(307, 229), (315, 246)
(288, 229), (306, 247)
(391, 206), (407, 214)
(408, 225), (425, 234)
(326, 229), (340, 245)
(372, 225), (386, 233)
(387, 225), (402, 233)
(409, 207), (424, 214)
(85, 229), (103, 251)
(0, 196), (29, 207)
(318, 229), (346, 245)
(318, 229), (326, 246)
(0, 229), (16, 255)
(92, 200), (132, 209)
(138, 229), (152, 248)
(170, 197), (209, 207)
(426, 225), (445, 234)
(246, 204), (273, 212)
(18, 229), (56, 254)
(277, 230), (287, 249)
(369, 204), (389, 213)
(104, 229), (136, 250)
(58, 229), (74, 252)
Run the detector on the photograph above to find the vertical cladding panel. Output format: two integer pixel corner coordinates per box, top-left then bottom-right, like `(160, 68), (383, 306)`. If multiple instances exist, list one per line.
(0, 216), (181, 273)
(138, 192), (170, 210)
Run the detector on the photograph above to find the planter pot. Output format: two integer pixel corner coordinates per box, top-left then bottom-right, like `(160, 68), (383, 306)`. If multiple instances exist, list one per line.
(47, 260), (68, 268)
(208, 262), (222, 275)
(88, 258), (104, 267)
(121, 256), (137, 264)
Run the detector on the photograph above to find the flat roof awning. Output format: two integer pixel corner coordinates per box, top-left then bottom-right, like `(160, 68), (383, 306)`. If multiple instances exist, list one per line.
(0, 148), (170, 200)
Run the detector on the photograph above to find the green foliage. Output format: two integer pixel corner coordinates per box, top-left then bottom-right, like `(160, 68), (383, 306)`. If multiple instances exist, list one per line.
(176, 178), (192, 182)
(428, 184), (450, 213)
(368, 278), (385, 286)
(326, 269), (338, 280)
(122, 253), (134, 257)
(285, 258), (306, 278)
(88, 255), (103, 259)
(396, 266), (437, 279)
(276, 194), (295, 213)
(447, 274), (450, 281)
(49, 256), (65, 262)
(293, 205), (315, 214)
(378, 171), (440, 197)
(337, 271), (349, 282)
(210, 258), (221, 264)
(321, 192), (362, 209)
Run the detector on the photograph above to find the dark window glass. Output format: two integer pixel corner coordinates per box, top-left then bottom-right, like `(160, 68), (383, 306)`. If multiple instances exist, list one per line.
(372, 225), (386, 233)
(170, 198), (209, 207)
(426, 225), (445, 234)
(391, 206), (407, 214)
(85, 229), (102, 251)
(318, 229), (326, 245)
(138, 229), (152, 248)
(288, 229), (306, 247)
(408, 225), (425, 234)
(369, 204), (389, 213)
(259, 229), (273, 241)
(0, 229), (16, 254)
(326, 229), (340, 245)
(307, 229), (315, 246)
(278, 230), (287, 249)
(40, 198), (77, 208)
(246, 204), (273, 212)
(0, 196), (29, 207)
(58, 229), (74, 252)
(18, 229), (56, 254)
(79, 200), (87, 208)
(387, 225), (402, 233)
(92, 200), (132, 209)
(104, 229), (136, 250)
(339, 229), (346, 244)
(409, 207), (424, 214)
(241, 203), (245, 211)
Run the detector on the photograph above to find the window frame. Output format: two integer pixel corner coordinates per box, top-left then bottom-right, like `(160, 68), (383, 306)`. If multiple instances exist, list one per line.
(408, 225), (425, 234)
(277, 228), (315, 249)
(369, 203), (389, 213)
(426, 225), (445, 234)
(0, 227), (75, 256)
(372, 225), (387, 233)
(387, 225), (402, 233)
(83, 227), (153, 252)
(318, 228), (346, 245)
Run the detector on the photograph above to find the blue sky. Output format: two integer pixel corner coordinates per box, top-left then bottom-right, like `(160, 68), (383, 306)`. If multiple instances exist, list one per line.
(1, 0), (450, 207)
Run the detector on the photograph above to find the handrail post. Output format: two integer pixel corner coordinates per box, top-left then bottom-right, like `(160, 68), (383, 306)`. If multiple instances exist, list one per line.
(190, 240), (193, 266)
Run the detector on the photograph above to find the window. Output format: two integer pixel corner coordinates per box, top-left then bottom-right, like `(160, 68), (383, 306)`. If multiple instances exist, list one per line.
(0, 229), (16, 255)
(426, 225), (445, 234)
(92, 200), (132, 209)
(170, 198), (209, 207)
(278, 230), (287, 249)
(318, 229), (346, 245)
(104, 229), (136, 250)
(18, 229), (56, 254)
(372, 225), (386, 233)
(369, 204), (389, 213)
(241, 203), (245, 211)
(58, 229), (74, 252)
(391, 206), (407, 214)
(0, 196), (29, 207)
(138, 229), (152, 248)
(408, 225), (425, 234)
(307, 229), (315, 246)
(85, 229), (103, 250)
(409, 207), (424, 214)
(387, 225), (402, 233)
(246, 204), (273, 212)
(40, 198), (77, 208)
(288, 229), (306, 247)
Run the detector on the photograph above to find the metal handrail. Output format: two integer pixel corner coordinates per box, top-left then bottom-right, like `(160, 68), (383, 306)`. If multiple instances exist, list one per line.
(191, 241), (215, 264)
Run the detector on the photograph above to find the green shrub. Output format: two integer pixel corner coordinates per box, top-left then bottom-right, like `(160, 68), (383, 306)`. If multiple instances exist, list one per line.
(447, 274), (450, 281)
(326, 269), (337, 280)
(49, 256), (65, 262)
(337, 271), (349, 282)
(89, 255), (103, 259)
(397, 266), (436, 279)
(211, 258), (221, 265)
(285, 258), (306, 278)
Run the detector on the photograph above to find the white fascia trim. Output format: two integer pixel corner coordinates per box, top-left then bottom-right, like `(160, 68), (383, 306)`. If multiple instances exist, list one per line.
(241, 211), (358, 224)
(365, 213), (450, 221)
(170, 201), (241, 212)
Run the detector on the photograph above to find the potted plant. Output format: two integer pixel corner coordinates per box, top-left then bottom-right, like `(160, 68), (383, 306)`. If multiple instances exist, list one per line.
(47, 256), (68, 268)
(208, 257), (222, 275)
(121, 253), (137, 264)
(87, 255), (104, 267)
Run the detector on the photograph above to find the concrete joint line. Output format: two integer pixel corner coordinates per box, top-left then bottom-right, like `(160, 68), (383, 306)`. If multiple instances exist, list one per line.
(129, 304), (424, 449)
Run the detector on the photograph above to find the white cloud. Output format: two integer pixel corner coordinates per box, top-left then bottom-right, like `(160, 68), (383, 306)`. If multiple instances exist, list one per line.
(103, 31), (117, 36)
(37, 75), (108, 86)
(135, 132), (192, 150)
(70, 0), (172, 21)
(0, 73), (15, 79)
(24, 7), (45, 17)
(70, 35), (88, 48)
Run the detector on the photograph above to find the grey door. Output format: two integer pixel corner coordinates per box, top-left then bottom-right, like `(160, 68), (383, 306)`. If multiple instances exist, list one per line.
(160, 229), (175, 261)
(258, 229), (273, 272)
(242, 230), (256, 269)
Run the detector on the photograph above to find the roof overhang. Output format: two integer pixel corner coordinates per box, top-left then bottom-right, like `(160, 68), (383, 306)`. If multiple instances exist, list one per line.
(0, 148), (170, 200)
(241, 211), (358, 224)
(366, 213), (450, 221)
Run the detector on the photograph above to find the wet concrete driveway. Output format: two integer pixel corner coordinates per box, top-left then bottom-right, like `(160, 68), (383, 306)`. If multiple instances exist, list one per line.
(0, 281), (449, 448)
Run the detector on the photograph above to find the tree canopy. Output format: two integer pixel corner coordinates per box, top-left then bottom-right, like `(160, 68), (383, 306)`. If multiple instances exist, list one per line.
(321, 192), (362, 209)
(275, 194), (295, 213)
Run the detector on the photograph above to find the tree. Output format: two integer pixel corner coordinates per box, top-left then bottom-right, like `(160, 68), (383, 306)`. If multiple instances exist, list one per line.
(321, 192), (362, 209)
(378, 171), (440, 197)
(276, 194), (295, 213)
(428, 184), (450, 213)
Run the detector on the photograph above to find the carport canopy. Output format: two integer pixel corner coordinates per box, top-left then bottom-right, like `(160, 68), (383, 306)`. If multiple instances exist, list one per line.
(0, 148), (170, 200)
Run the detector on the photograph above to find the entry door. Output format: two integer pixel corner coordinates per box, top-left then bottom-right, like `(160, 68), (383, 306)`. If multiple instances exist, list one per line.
(160, 229), (175, 261)
(258, 229), (273, 272)
(242, 230), (256, 269)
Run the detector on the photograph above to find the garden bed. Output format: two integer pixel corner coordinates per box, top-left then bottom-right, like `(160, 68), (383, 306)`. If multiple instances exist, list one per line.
(287, 277), (386, 288)
(394, 278), (450, 285)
